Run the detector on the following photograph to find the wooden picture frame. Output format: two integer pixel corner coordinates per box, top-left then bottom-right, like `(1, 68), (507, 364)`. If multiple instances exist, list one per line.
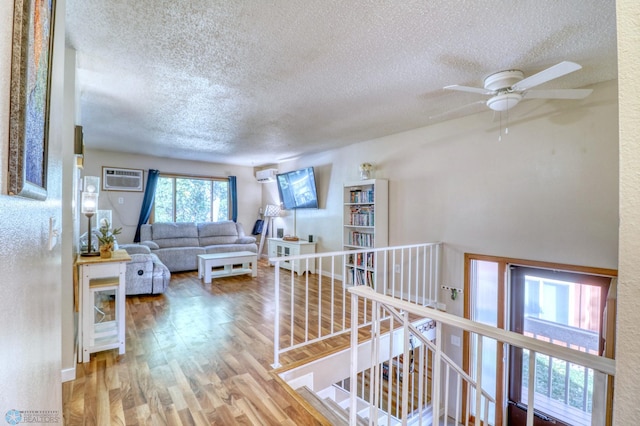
(8, 0), (57, 200)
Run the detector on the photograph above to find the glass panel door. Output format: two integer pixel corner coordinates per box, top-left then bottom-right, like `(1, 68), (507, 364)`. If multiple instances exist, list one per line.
(508, 266), (609, 426)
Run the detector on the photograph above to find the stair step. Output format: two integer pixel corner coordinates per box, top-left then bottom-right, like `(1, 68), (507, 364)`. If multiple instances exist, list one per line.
(323, 397), (370, 425)
(297, 386), (350, 425)
(297, 386), (370, 425)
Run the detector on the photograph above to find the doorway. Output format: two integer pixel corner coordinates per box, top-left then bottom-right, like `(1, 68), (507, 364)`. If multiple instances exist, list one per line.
(464, 254), (616, 426)
(507, 266), (610, 425)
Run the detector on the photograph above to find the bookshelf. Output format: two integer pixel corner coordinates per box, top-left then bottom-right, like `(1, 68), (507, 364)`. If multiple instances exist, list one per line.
(343, 179), (388, 286)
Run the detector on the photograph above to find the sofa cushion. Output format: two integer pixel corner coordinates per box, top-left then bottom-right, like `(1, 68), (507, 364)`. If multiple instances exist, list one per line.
(153, 246), (205, 272)
(152, 222), (199, 248)
(141, 241), (160, 250)
(198, 221), (240, 246)
(120, 243), (151, 255)
(236, 236), (257, 244)
(204, 244), (258, 255)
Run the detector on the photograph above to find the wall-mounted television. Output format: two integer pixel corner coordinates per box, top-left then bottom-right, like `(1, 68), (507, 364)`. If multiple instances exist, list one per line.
(276, 167), (319, 209)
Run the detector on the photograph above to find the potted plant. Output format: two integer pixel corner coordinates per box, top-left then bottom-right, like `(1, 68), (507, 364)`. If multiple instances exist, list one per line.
(97, 220), (122, 258)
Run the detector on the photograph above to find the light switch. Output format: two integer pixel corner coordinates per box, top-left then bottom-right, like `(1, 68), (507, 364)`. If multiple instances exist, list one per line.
(48, 217), (60, 250)
(118, 197), (124, 204)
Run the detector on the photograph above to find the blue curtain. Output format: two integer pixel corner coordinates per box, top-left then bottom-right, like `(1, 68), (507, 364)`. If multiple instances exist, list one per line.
(134, 169), (160, 242)
(229, 176), (238, 222)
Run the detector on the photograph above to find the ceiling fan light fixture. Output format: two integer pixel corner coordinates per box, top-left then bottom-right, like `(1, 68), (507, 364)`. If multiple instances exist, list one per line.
(486, 93), (522, 111)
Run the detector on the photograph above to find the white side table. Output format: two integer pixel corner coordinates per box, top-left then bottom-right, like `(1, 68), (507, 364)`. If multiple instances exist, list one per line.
(76, 249), (130, 363)
(197, 251), (258, 284)
(267, 238), (317, 275)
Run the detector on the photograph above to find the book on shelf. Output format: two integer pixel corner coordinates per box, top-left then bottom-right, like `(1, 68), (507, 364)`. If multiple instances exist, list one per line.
(347, 231), (375, 247)
(349, 188), (375, 203)
(349, 205), (375, 226)
(346, 251), (376, 269)
(349, 268), (375, 286)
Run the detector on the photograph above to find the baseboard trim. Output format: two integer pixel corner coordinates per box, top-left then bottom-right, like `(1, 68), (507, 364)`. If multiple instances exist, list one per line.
(61, 366), (76, 382)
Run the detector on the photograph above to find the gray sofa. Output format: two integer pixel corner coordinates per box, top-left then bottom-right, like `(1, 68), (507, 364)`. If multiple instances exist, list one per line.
(120, 244), (171, 295)
(139, 221), (257, 272)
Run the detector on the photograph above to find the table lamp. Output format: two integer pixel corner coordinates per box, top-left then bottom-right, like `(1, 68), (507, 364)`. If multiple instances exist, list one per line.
(81, 176), (100, 257)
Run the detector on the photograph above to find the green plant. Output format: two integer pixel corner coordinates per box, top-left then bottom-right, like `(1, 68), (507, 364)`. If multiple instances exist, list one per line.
(97, 220), (122, 246)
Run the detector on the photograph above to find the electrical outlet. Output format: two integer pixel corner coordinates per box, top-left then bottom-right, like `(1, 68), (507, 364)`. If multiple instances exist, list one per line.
(394, 264), (400, 273)
(451, 335), (461, 347)
(118, 197), (124, 204)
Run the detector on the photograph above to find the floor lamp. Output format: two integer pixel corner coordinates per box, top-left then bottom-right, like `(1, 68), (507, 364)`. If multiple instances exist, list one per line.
(258, 204), (281, 257)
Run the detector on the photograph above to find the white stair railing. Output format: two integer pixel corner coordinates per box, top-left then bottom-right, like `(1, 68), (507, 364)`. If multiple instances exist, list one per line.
(271, 242), (442, 368)
(349, 286), (616, 426)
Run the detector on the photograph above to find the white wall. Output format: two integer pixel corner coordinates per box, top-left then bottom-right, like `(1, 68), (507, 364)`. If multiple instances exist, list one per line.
(82, 149), (263, 243)
(61, 47), (80, 380)
(614, 1), (640, 423)
(0, 0), (66, 417)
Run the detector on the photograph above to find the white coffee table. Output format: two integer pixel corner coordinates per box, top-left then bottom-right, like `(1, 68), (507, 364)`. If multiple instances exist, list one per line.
(197, 251), (257, 283)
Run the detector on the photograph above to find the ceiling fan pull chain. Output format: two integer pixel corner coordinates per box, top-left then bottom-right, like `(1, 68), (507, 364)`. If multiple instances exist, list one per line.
(505, 109), (509, 135)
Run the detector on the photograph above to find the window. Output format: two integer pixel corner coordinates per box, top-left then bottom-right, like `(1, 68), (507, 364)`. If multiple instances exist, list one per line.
(153, 175), (229, 222)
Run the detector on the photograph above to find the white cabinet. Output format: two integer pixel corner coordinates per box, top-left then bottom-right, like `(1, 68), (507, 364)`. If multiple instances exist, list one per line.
(76, 249), (130, 363)
(268, 238), (317, 275)
(343, 179), (388, 286)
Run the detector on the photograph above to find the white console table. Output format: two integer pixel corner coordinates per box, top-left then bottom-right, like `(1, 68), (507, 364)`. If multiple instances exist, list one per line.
(268, 238), (317, 275)
(76, 249), (130, 363)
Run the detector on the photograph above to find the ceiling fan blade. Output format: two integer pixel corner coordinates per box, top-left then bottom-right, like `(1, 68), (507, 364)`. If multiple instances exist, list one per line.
(511, 61), (582, 91)
(429, 100), (486, 120)
(443, 85), (494, 95)
(522, 88), (593, 99)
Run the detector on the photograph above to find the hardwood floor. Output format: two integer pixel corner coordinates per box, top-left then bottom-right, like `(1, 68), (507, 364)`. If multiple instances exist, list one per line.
(62, 259), (335, 425)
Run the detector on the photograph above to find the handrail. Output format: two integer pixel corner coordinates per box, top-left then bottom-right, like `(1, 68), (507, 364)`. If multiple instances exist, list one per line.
(348, 285), (615, 425)
(349, 285), (616, 376)
(268, 241), (442, 263)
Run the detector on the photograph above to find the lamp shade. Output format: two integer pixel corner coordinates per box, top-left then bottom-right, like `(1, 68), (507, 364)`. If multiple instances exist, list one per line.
(264, 204), (281, 217)
(81, 192), (98, 215)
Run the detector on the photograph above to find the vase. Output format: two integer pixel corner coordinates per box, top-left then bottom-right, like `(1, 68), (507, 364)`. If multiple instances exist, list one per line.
(100, 243), (114, 259)
(360, 170), (371, 180)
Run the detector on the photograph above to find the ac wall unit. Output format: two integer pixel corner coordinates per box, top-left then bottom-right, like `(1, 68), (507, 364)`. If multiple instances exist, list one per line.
(102, 167), (144, 191)
(256, 168), (278, 183)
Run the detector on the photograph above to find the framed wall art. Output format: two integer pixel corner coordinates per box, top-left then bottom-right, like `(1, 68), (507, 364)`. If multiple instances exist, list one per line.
(8, 0), (57, 200)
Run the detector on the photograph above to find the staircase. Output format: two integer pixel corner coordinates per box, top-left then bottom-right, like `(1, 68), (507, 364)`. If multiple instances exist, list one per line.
(271, 244), (615, 425)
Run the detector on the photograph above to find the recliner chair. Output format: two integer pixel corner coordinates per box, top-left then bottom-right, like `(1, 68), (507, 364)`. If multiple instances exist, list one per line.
(120, 244), (171, 295)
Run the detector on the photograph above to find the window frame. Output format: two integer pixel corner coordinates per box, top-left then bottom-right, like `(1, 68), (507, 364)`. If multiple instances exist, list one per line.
(152, 173), (231, 223)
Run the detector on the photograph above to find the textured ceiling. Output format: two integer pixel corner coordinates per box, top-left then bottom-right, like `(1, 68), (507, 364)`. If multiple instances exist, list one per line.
(65, 1), (617, 167)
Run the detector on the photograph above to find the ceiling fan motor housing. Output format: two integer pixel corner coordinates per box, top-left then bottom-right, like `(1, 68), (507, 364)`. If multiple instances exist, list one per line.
(483, 70), (524, 91)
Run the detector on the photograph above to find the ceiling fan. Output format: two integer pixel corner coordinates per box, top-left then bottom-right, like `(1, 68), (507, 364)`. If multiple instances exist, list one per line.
(440, 61), (592, 115)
